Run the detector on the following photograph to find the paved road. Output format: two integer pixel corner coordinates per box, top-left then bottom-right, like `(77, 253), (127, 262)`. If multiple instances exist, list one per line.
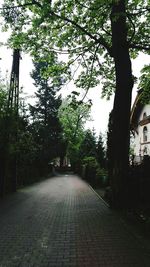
(0, 174), (150, 267)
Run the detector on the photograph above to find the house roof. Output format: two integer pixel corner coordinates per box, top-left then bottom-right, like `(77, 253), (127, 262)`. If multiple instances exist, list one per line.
(130, 90), (144, 130)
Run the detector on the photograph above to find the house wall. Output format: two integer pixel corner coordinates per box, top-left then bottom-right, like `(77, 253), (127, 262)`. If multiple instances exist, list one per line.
(133, 105), (150, 161)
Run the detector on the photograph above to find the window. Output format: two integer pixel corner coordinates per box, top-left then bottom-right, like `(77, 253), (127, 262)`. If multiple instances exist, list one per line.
(143, 112), (147, 119)
(143, 147), (147, 155)
(143, 126), (148, 142)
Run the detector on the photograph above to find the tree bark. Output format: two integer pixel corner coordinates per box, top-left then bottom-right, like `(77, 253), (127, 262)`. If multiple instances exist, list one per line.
(0, 155), (5, 197)
(110, 0), (134, 208)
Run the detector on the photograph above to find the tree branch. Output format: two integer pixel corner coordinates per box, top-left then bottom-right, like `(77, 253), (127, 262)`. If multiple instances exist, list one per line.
(128, 7), (150, 16)
(81, 44), (101, 103)
(75, 0), (89, 10)
(51, 45), (89, 54)
(50, 10), (112, 56)
(1, 2), (112, 56)
(73, 113), (81, 140)
(126, 14), (136, 45)
(1, 1), (112, 56)
(129, 43), (150, 51)
(67, 59), (82, 84)
(0, 0), (42, 10)
(75, 0), (104, 11)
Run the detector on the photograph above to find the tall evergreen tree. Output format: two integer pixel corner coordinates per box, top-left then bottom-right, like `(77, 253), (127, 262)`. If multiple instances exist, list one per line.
(2, 0), (150, 207)
(96, 133), (106, 168)
(79, 129), (97, 160)
(106, 111), (113, 180)
(59, 96), (91, 167)
(29, 61), (62, 168)
(0, 73), (8, 196)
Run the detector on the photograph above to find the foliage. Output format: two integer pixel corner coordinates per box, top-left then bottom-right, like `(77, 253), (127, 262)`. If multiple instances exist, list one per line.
(1, 0), (149, 97)
(0, 59), (64, 195)
(0, 73), (8, 171)
(59, 96), (91, 166)
(139, 65), (150, 104)
(1, 0), (150, 206)
(79, 129), (97, 160)
(95, 167), (108, 187)
(96, 133), (106, 168)
(0, 87), (7, 114)
(78, 130), (107, 186)
(14, 115), (40, 185)
(82, 156), (98, 168)
(29, 60), (63, 166)
(0, 73), (8, 145)
(82, 156), (108, 187)
(0, 78), (39, 193)
(106, 110), (113, 177)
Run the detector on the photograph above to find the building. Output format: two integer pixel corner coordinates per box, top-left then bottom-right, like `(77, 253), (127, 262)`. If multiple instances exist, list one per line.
(130, 90), (150, 164)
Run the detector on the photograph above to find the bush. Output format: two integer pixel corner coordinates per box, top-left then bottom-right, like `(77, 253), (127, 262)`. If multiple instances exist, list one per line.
(95, 167), (108, 187)
(81, 156), (108, 187)
(83, 156), (99, 168)
(82, 157), (97, 182)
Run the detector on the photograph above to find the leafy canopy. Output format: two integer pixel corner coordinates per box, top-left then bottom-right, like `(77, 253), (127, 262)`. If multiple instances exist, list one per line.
(59, 96), (91, 162)
(29, 60), (62, 162)
(1, 0), (149, 98)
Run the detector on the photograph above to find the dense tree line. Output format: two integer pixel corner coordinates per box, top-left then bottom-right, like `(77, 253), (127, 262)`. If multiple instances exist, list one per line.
(77, 129), (107, 187)
(0, 61), (107, 196)
(0, 61), (64, 195)
(0, 0), (149, 207)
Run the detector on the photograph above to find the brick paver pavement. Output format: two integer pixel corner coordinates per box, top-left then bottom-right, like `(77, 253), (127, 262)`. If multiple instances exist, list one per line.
(0, 174), (150, 267)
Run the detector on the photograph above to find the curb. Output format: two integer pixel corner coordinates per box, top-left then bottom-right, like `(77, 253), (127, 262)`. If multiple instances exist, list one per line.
(88, 183), (150, 256)
(88, 184), (110, 208)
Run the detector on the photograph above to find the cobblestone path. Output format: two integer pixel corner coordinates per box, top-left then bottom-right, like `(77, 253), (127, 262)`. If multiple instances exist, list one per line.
(0, 174), (150, 267)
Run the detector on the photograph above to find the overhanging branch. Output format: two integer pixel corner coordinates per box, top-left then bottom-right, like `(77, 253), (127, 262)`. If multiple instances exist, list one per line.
(0, 0), (42, 10)
(126, 14), (136, 45)
(128, 7), (150, 16)
(1, 0), (112, 56)
(81, 43), (101, 103)
(50, 10), (112, 56)
(129, 43), (150, 51)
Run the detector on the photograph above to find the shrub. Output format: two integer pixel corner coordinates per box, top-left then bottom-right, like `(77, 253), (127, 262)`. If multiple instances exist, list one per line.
(95, 167), (108, 187)
(81, 156), (108, 187)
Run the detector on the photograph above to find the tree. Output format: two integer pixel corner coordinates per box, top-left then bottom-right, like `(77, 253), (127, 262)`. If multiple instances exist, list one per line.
(96, 133), (106, 168)
(29, 61), (62, 170)
(139, 65), (150, 103)
(0, 70), (26, 195)
(1, 0), (150, 207)
(0, 73), (8, 196)
(79, 129), (97, 160)
(59, 95), (91, 168)
(106, 111), (113, 181)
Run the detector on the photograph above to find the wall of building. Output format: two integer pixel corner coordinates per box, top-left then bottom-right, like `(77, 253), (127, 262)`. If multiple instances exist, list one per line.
(133, 105), (150, 160)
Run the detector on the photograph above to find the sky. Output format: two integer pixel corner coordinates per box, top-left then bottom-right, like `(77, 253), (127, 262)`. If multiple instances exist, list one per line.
(0, 1), (149, 135)
(1, 44), (149, 135)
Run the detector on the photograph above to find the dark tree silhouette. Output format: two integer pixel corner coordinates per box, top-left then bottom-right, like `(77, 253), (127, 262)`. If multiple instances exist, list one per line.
(1, 0), (149, 207)
(29, 61), (62, 171)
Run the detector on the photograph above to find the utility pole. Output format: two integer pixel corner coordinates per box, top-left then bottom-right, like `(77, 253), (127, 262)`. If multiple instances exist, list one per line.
(8, 49), (20, 192)
(8, 49), (20, 113)
(0, 49), (21, 196)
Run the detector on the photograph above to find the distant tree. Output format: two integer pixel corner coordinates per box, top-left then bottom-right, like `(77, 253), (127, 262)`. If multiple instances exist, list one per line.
(106, 111), (113, 181)
(139, 65), (150, 104)
(2, 0), (150, 207)
(17, 126), (40, 185)
(0, 73), (8, 196)
(59, 95), (91, 167)
(96, 133), (106, 168)
(29, 61), (62, 170)
(79, 129), (97, 160)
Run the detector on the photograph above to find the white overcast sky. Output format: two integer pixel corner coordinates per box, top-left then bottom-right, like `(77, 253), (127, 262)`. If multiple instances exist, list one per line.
(0, 1), (149, 135)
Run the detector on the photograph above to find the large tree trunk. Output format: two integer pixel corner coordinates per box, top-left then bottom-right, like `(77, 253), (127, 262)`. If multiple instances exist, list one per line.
(0, 155), (5, 197)
(110, 0), (134, 208)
